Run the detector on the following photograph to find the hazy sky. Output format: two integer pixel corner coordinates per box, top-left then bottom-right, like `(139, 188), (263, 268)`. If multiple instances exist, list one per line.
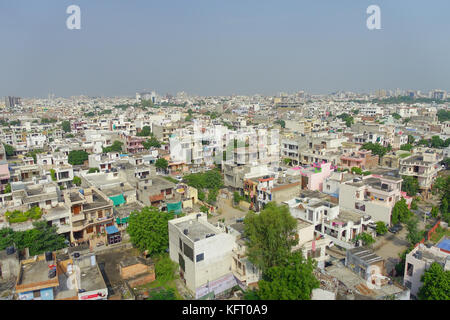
(1, 0), (450, 98)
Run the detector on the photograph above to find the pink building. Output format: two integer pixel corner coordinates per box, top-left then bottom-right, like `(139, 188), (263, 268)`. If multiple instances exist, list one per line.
(289, 162), (334, 192)
(127, 137), (145, 154)
(340, 150), (379, 170)
(0, 163), (10, 193)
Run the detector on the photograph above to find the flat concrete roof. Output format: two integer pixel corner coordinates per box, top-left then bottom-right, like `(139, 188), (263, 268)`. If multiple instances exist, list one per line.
(79, 265), (107, 292)
(175, 219), (218, 242)
(18, 260), (55, 286)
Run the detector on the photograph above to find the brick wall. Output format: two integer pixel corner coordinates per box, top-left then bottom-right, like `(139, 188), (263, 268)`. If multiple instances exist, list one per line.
(120, 263), (154, 280)
(127, 273), (156, 288)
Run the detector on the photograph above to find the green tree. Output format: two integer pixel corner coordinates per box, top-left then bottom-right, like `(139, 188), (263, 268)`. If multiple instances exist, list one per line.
(400, 144), (414, 151)
(275, 120), (285, 128)
(148, 288), (176, 300)
(392, 113), (401, 120)
(244, 202), (298, 273)
(68, 150), (89, 165)
(407, 135), (415, 144)
(417, 262), (450, 300)
(137, 126), (152, 136)
(200, 205), (209, 213)
(61, 120), (71, 133)
(361, 142), (389, 159)
(3, 221), (66, 256)
(155, 158), (169, 172)
(410, 198), (418, 210)
(351, 167), (363, 175)
(73, 176), (82, 186)
(127, 206), (173, 255)
(283, 158), (291, 165)
(143, 136), (161, 149)
(50, 169), (57, 181)
(417, 139), (429, 146)
(102, 140), (123, 153)
(354, 232), (375, 246)
(401, 176), (420, 197)
(155, 254), (178, 282)
(430, 136), (444, 148)
(441, 197), (449, 223)
(207, 188), (219, 205)
(233, 192), (243, 205)
(257, 251), (319, 300)
(141, 99), (154, 109)
(406, 217), (422, 246)
(3, 183), (11, 194)
(430, 206), (439, 219)
(3, 144), (15, 157)
(375, 221), (388, 235)
(88, 167), (100, 174)
(391, 198), (412, 225)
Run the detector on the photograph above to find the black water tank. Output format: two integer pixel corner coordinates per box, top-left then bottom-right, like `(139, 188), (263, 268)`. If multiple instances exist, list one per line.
(73, 252), (81, 258)
(6, 246), (15, 255)
(48, 269), (56, 279)
(45, 251), (53, 262)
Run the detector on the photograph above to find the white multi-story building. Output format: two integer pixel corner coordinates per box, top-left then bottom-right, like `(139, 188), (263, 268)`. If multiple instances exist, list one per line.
(399, 148), (444, 194)
(168, 213), (237, 299)
(403, 242), (450, 298)
(339, 175), (404, 225)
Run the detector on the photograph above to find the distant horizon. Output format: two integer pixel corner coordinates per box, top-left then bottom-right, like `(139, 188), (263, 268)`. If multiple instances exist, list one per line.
(6, 87), (450, 100)
(1, 1), (450, 98)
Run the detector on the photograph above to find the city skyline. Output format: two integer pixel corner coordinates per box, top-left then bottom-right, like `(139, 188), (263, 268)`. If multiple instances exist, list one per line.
(1, 0), (450, 97)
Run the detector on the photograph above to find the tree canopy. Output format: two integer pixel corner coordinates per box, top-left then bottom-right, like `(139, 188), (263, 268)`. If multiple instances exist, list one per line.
(375, 221), (388, 235)
(361, 142), (389, 159)
(3, 143), (15, 157)
(256, 251), (319, 300)
(155, 158), (169, 171)
(401, 176), (420, 197)
(137, 126), (152, 137)
(0, 221), (66, 256)
(391, 198), (413, 225)
(406, 216), (422, 246)
(73, 176), (82, 186)
(102, 140), (123, 153)
(143, 136), (161, 149)
(127, 206), (174, 255)
(418, 262), (450, 300)
(68, 150), (89, 165)
(61, 120), (71, 133)
(244, 202), (298, 273)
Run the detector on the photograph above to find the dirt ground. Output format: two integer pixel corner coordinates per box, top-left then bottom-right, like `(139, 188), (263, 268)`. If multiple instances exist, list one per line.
(96, 247), (141, 298)
(373, 228), (410, 274)
(208, 197), (247, 224)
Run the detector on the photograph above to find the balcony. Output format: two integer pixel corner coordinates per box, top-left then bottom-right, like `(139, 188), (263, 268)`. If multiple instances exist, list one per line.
(57, 224), (71, 234)
(72, 213), (85, 222)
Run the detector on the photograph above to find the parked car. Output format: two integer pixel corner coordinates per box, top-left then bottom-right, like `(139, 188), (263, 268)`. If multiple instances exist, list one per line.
(389, 224), (402, 234)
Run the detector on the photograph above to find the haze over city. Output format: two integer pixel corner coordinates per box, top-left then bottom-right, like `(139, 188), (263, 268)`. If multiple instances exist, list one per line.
(1, 0), (450, 97)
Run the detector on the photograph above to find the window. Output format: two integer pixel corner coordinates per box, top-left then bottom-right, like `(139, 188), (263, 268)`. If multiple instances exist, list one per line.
(98, 210), (103, 218)
(196, 253), (204, 262)
(183, 243), (194, 261)
(405, 280), (412, 289)
(179, 254), (185, 272)
(33, 290), (41, 298)
(407, 263), (414, 277)
(179, 238), (183, 250)
(46, 200), (52, 206)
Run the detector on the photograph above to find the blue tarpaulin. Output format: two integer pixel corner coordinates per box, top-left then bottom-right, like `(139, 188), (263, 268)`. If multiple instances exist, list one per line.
(106, 225), (119, 235)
